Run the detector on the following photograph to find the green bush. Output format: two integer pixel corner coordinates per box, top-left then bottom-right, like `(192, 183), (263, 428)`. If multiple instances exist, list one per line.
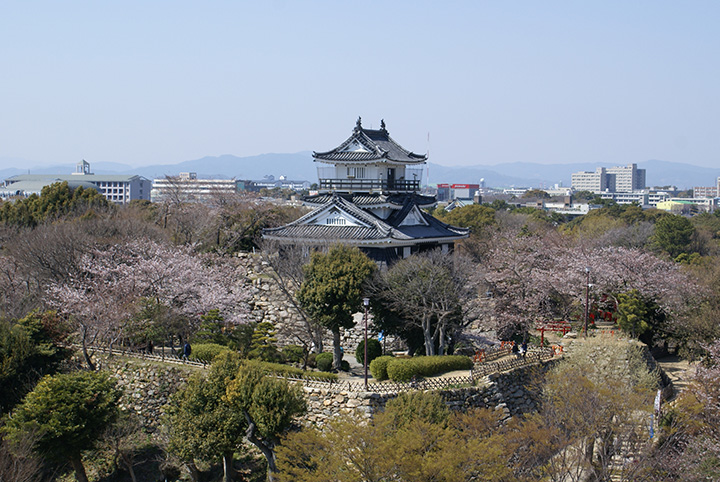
(385, 355), (472, 382)
(315, 352), (333, 372)
(355, 339), (383, 365)
(385, 391), (450, 428)
(189, 343), (232, 362)
(307, 353), (317, 368)
(341, 360), (350, 372)
(369, 355), (395, 381)
(255, 360), (337, 381)
(282, 344), (306, 364)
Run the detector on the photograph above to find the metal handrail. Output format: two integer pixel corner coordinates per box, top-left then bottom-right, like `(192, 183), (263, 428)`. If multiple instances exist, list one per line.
(318, 178), (420, 192)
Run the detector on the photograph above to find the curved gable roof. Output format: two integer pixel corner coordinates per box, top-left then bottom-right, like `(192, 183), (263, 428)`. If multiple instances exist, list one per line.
(313, 118), (427, 165)
(263, 193), (468, 245)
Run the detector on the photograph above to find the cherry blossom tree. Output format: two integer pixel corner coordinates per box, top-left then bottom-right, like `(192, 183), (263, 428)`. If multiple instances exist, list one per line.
(480, 227), (574, 339)
(479, 227), (701, 341)
(46, 239), (250, 367)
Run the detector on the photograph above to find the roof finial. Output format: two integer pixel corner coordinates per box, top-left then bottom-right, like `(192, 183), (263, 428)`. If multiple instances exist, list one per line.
(380, 119), (386, 132)
(355, 116), (362, 131)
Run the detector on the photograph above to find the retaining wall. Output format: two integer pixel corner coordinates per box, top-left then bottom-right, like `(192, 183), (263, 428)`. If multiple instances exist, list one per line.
(100, 354), (551, 432)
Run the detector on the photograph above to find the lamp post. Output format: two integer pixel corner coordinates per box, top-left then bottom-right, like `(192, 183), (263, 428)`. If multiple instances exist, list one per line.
(363, 297), (370, 389)
(584, 267), (590, 337)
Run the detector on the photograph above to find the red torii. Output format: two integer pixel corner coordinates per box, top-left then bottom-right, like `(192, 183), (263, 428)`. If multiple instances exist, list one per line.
(534, 320), (572, 346)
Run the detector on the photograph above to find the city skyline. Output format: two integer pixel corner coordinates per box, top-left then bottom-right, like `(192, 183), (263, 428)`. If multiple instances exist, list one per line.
(2, 2), (719, 171)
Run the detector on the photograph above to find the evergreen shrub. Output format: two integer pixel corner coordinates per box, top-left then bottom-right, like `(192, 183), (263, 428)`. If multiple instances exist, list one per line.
(385, 355), (473, 382)
(315, 352), (333, 372)
(355, 338), (383, 365)
(369, 355), (395, 381)
(307, 353), (317, 368)
(189, 343), (231, 362)
(255, 360), (337, 381)
(282, 344), (305, 364)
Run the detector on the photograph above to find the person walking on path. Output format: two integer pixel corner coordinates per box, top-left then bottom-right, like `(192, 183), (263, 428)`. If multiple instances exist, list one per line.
(182, 342), (191, 361)
(521, 340), (528, 358)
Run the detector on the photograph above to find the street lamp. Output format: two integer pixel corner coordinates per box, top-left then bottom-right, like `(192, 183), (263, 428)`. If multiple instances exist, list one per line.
(584, 267), (590, 337)
(363, 297), (370, 389)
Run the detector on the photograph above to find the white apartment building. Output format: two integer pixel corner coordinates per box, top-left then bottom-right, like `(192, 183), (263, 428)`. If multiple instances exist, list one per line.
(598, 190), (674, 208)
(151, 172), (239, 203)
(3, 160), (150, 204)
(599, 191), (649, 206)
(571, 168), (608, 193)
(693, 177), (720, 198)
(606, 164), (646, 192)
(571, 164), (646, 193)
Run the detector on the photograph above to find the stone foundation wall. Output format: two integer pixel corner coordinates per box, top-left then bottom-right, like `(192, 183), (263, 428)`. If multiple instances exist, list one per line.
(241, 252), (405, 355)
(102, 356), (194, 431)
(100, 354), (551, 432)
(302, 362), (555, 426)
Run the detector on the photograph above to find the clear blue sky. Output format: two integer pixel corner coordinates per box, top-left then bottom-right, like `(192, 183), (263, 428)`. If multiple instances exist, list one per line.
(1, 1), (719, 170)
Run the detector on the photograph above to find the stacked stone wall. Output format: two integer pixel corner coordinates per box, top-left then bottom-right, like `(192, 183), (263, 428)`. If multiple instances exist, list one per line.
(101, 353), (553, 432)
(102, 356), (194, 431)
(241, 252), (405, 355)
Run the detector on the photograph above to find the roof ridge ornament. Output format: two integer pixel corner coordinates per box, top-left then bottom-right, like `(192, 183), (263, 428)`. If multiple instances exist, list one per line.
(380, 119), (387, 133)
(355, 116), (362, 132)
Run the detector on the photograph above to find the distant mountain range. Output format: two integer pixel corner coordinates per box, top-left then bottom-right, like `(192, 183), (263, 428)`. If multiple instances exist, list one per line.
(1, 154), (718, 190)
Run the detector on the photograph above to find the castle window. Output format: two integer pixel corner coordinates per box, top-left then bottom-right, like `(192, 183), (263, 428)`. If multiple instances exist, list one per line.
(326, 217), (347, 225)
(346, 167), (365, 178)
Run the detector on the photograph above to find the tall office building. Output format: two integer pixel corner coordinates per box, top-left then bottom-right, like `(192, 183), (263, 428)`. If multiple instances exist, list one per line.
(571, 163), (645, 193)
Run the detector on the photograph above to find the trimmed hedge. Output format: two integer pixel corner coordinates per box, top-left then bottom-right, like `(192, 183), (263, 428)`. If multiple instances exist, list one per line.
(385, 355), (473, 382)
(369, 356), (395, 381)
(255, 360), (337, 381)
(355, 339), (383, 365)
(315, 352), (333, 372)
(188, 343), (231, 362)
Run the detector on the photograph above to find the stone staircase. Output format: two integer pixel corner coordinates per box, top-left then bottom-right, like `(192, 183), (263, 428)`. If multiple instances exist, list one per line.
(606, 422), (651, 482)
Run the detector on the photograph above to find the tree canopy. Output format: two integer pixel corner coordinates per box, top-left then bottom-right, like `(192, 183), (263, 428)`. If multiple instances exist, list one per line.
(166, 352), (246, 482)
(652, 214), (696, 259)
(434, 204), (496, 234)
(0, 182), (110, 228)
(372, 250), (470, 356)
(275, 391), (511, 482)
(3, 371), (121, 482)
(0, 311), (71, 414)
(297, 245), (377, 370)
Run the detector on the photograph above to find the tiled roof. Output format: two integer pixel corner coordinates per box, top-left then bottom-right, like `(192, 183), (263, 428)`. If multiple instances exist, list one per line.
(313, 119), (427, 165)
(303, 192), (437, 208)
(388, 197), (470, 238)
(264, 195), (402, 242)
(6, 173), (146, 183)
(263, 193), (467, 244)
(389, 192), (437, 206)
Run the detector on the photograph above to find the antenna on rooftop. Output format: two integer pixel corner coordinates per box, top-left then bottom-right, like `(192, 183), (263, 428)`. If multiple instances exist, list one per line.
(426, 132), (431, 188)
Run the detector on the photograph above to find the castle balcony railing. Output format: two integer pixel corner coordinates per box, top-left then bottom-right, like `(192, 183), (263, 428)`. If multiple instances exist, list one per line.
(318, 178), (420, 193)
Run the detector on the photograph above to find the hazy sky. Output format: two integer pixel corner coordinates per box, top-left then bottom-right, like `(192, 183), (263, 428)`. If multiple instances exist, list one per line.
(2, 1), (719, 170)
